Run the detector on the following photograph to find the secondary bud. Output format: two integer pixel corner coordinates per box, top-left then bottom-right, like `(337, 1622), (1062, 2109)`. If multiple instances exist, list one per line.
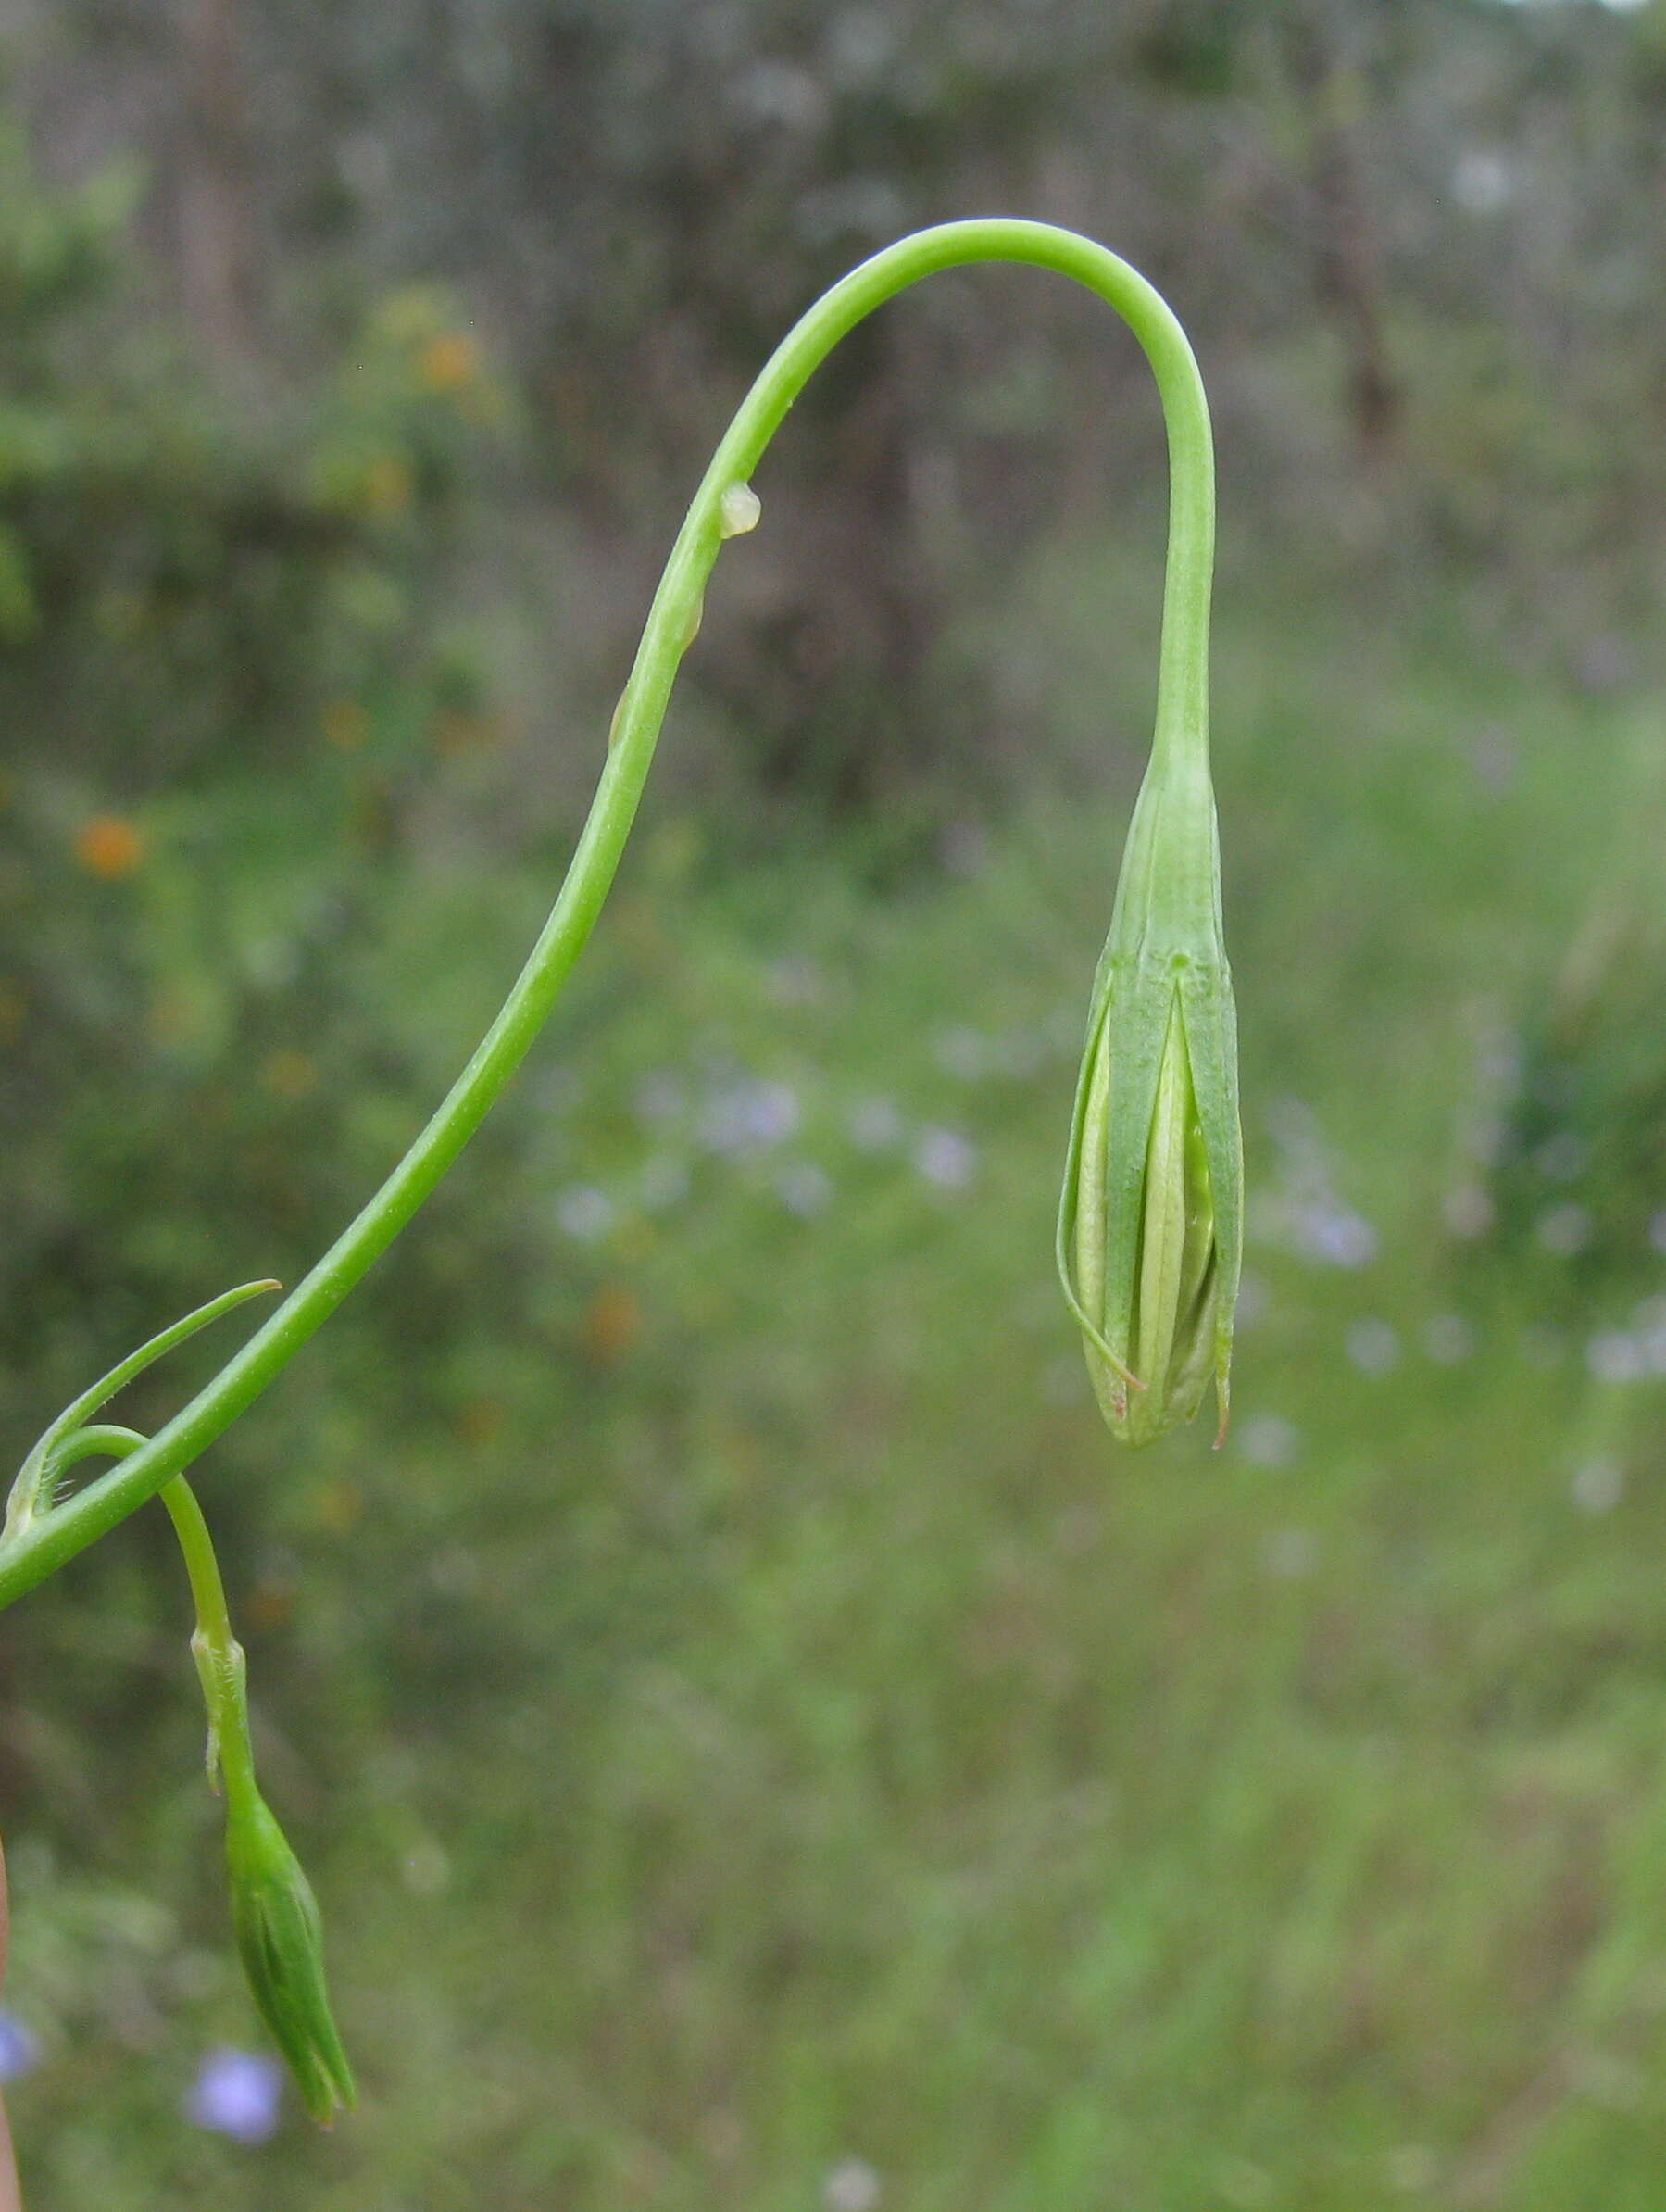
(225, 1788), (356, 2126)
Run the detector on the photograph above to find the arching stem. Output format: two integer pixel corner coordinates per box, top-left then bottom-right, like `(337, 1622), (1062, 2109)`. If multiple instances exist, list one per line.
(0, 219), (1214, 1611)
(38, 1425), (259, 1806)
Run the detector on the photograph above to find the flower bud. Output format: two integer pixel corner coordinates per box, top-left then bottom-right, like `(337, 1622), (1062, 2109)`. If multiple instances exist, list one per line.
(1058, 760), (1243, 1446)
(224, 1787), (356, 2126)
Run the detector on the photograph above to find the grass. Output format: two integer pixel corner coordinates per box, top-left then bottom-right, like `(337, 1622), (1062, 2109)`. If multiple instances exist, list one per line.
(4, 538), (1664, 2209)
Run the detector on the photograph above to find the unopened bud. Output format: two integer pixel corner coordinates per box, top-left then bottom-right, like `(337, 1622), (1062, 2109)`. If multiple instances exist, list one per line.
(1058, 758), (1243, 1446)
(225, 1787), (356, 2126)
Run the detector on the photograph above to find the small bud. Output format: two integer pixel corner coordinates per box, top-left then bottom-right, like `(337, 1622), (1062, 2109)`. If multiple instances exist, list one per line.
(718, 482), (761, 538)
(1058, 757), (1243, 1446)
(224, 1788), (356, 2126)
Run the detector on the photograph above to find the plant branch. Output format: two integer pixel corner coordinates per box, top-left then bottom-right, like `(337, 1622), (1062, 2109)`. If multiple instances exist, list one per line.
(0, 218), (1213, 1611)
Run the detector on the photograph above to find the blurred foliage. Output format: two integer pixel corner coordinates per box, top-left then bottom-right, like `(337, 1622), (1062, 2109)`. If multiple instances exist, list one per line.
(21, 0), (1664, 798)
(1484, 713), (1666, 1313)
(0, 107), (527, 1421)
(5, 526), (1665, 2208)
(0, 5), (1662, 2207)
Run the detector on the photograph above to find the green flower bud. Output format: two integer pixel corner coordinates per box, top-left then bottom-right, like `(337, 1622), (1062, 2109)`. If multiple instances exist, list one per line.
(224, 1787), (356, 2126)
(1058, 758), (1243, 1446)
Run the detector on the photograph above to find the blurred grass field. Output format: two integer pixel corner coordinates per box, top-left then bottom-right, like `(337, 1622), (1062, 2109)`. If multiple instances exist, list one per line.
(5, 529), (1664, 2210)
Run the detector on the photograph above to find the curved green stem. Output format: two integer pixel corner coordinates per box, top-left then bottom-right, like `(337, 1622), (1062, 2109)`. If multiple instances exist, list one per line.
(3, 1280), (278, 1545)
(0, 218), (1214, 1610)
(51, 1425), (259, 1804)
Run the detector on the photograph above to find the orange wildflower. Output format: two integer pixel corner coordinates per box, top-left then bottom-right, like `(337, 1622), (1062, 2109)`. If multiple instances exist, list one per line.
(74, 815), (144, 879)
(419, 332), (481, 396)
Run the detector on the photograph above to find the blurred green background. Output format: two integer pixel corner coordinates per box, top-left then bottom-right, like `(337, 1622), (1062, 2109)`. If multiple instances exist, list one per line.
(1, 1), (1663, 2206)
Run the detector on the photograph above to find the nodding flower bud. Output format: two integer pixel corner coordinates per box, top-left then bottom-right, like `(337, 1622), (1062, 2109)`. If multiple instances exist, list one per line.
(224, 1786), (356, 2126)
(1058, 754), (1243, 1446)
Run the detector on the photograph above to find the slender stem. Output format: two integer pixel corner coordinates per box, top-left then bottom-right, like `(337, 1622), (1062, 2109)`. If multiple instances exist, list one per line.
(0, 219), (1214, 1610)
(157, 1476), (234, 1664)
(158, 1472), (259, 1811)
(50, 1426), (258, 1805)
(3, 1281), (277, 1544)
